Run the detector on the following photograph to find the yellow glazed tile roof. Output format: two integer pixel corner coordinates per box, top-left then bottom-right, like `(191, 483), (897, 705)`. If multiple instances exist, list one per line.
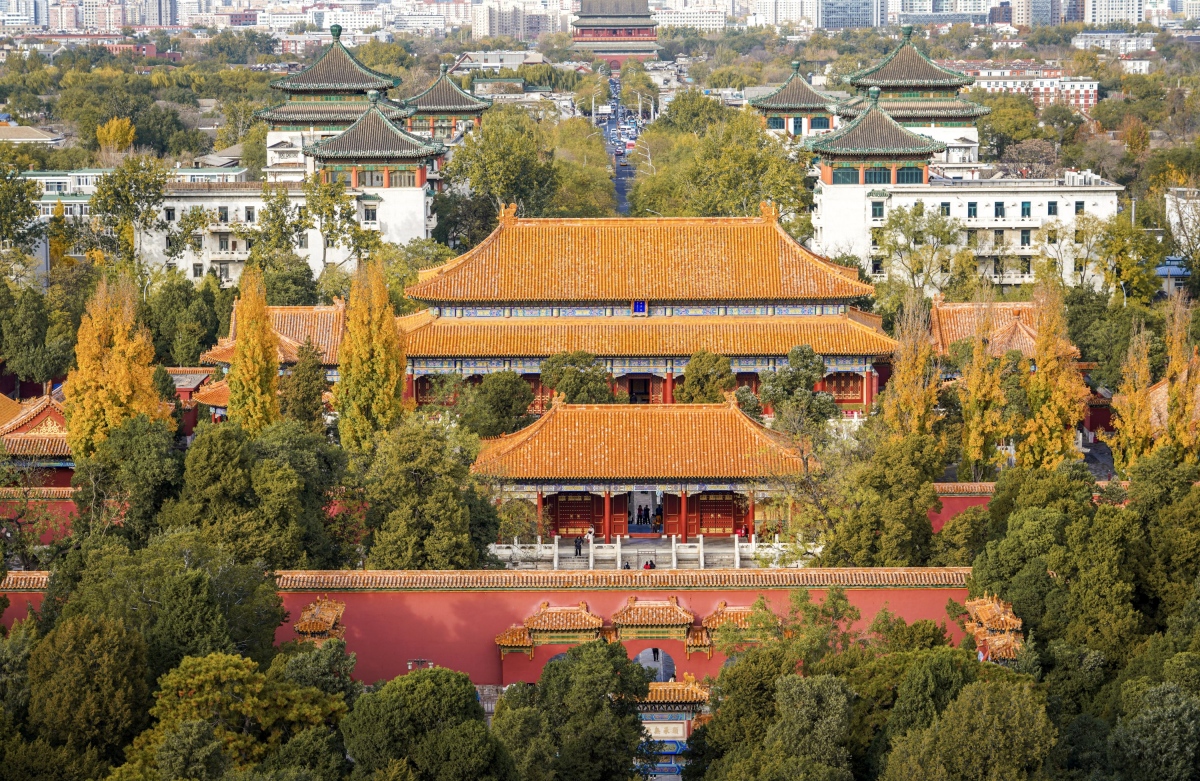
(701, 601), (759, 630)
(523, 601), (605, 631)
(612, 596), (695, 627)
(644, 673), (710, 704)
(929, 300), (1040, 358)
(201, 299), (346, 366)
(7, 568), (973, 593)
(406, 206), (874, 303)
(193, 380), (231, 408)
(0, 396), (69, 458)
(471, 398), (807, 482)
(401, 312), (897, 359)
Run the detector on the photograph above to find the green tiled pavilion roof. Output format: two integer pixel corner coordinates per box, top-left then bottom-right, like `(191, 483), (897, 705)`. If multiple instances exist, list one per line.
(836, 95), (990, 121)
(406, 65), (492, 114)
(305, 93), (445, 161)
(271, 25), (399, 94)
(848, 26), (973, 90)
(807, 88), (946, 158)
(257, 97), (414, 124)
(750, 62), (835, 112)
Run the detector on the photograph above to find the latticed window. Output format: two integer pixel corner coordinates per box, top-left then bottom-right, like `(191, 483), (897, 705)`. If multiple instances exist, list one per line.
(767, 116), (785, 129)
(363, 170), (385, 187)
(832, 168), (859, 185)
(896, 167), (922, 184)
(864, 168), (891, 184)
(390, 169), (417, 187)
(810, 116), (830, 130)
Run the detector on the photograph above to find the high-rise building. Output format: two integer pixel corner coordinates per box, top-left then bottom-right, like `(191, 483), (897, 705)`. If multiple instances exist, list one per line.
(144, 0), (175, 25)
(816, 0), (884, 27)
(1083, 0), (1144, 22)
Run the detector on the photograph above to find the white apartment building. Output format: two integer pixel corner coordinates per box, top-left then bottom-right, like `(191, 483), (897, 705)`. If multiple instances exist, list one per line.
(753, 0), (812, 24)
(307, 7), (390, 32)
(652, 7), (726, 27)
(1072, 30), (1156, 53)
(971, 73), (1098, 110)
(811, 170), (1123, 288)
(1083, 0), (1145, 24)
(471, 0), (561, 39)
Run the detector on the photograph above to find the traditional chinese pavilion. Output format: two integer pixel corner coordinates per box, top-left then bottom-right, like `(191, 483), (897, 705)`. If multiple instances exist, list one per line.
(571, 0), (660, 69)
(807, 88), (947, 186)
(201, 300), (347, 380)
(748, 62), (837, 138)
(929, 299), (1040, 359)
(401, 205), (896, 411)
(402, 64), (492, 141)
(304, 91), (445, 190)
(837, 26), (989, 143)
(0, 394), (71, 485)
(471, 397), (807, 543)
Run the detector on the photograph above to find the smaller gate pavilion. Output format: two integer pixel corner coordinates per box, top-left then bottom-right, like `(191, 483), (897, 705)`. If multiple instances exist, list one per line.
(471, 396), (807, 542)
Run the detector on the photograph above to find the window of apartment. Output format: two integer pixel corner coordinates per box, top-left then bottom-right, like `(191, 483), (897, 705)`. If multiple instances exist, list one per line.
(1021, 201), (1031, 218)
(870, 228), (883, 247)
(1075, 229), (1084, 244)
(363, 208), (377, 222)
(966, 229), (977, 246)
(218, 234), (229, 252)
(967, 202), (977, 219)
(865, 168), (891, 185)
(871, 201), (884, 219)
(218, 206), (228, 223)
(192, 263), (203, 279)
(326, 236), (335, 248)
(810, 116), (830, 130)
(218, 263), (229, 281)
(1047, 201), (1058, 216)
(994, 201), (1005, 218)
(1021, 229), (1031, 247)
(1021, 257), (1032, 275)
(994, 229), (1005, 245)
(164, 207), (175, 222)
(832, 168), (859, 185)
(940, 202), (951, 216)
(767, 116), (784, 129)
(298, 233), (308, 249)
(245, 206), (255, 223)
(390, 170), (416, 187)
(1075, 200), (1085, 214)
(1048, 229), (1058, 244)
(897, 167), (922, 184)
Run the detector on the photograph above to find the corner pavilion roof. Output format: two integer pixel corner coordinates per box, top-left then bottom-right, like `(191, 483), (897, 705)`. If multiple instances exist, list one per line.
(750, 62), (835, 112)
(848, 26), (974, 90)
(271, 25), (399, 94)
(929, 300), (1040, 359)
(471, 397), (808, 482)
(304, 94), (445, 161)
(397, 309), (899, 359)
(406, 205), (875, 304)
(807, 89), (946, 158)
(405, 64), (492, 114)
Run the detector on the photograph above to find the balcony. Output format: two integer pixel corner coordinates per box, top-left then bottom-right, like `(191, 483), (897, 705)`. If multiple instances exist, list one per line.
(208, 248), (250, 261)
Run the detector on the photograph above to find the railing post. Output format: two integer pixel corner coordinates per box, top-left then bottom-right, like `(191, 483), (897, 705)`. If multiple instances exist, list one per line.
(615, 535), (622, 570)
(588, 538), (594, 570)
(553, 535), (559, 570)
(698, 534), (704, 570)
(671, 535), (678, 569)
(734, 537), (740, 569)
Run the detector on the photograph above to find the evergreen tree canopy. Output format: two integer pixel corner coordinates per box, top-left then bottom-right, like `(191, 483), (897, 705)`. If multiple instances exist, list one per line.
(459, 370), (534, 438)
(226, 265), (280, 436)
(676, 350), (736, 404)
(539, 351), (615, 404)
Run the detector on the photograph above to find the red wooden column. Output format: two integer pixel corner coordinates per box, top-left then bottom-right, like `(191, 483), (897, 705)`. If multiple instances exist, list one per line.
(536, 491), (545, 536)
(678, 492), (687, 544)
(603, 491), (612, 543)
(747, 492), (756, 536)
(664, 372), (675, 404)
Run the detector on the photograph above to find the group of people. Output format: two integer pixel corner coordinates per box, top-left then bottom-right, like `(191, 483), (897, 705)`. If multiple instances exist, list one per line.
(572, 528), (595, 557)
(631, 504), (661, 531)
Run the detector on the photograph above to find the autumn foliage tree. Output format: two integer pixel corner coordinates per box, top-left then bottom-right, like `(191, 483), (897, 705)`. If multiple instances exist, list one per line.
(1017, 280), (1088, 469)
(958, 301), (1007, 482)
(880, 297), (940, 440)
(334, 259), (405, 452)
(1107, 320), (1155, 475)
(226, 265), (280, 436)
(1159, 292), (1200, 462)
(64, 277), (173, 459)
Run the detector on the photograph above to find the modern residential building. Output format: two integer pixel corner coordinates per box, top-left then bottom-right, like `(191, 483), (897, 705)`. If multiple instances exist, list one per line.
(652, 7), (727, 29)
(571, 0), (661, 68)
(1072, 30), (1156, 53)
(471, 0), (562, 41)
(816, 0), (885, 28)
(1081, 0), (1145, 24)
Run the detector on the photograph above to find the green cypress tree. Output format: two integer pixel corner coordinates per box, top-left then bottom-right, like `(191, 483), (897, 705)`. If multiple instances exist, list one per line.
(675, 350), (736, 403)
(280, 340), (328, 429)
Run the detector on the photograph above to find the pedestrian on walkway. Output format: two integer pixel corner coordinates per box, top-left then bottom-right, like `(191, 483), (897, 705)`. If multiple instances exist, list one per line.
(574, 536), (582, 557)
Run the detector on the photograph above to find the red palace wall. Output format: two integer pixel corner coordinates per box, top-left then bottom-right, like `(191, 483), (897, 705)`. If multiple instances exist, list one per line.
(272, 570), (969, 686)
(929, 484), (995, 533)
(0, 492), (75, 543)
(2, 570), (969, 687)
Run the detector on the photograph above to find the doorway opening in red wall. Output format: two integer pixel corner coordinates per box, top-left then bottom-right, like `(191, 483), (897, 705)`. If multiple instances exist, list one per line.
(633, 648), (677, 682)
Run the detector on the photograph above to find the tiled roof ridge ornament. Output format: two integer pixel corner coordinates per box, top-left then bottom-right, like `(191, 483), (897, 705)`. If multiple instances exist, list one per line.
(869, 85), (881, 106)
(902, 24), (913, 40)
(499, 203), (518, 226)
(440, 63), (449, 74)
(550, 391), (567, 408)
(368, 89), (379, 105)
(330, 23), (342, 39)
(759, 200), (778, 223)
(791, 60), (801, 74)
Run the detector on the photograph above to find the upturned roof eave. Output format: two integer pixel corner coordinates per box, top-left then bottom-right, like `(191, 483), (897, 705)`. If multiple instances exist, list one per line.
(270, 38), (400, 94)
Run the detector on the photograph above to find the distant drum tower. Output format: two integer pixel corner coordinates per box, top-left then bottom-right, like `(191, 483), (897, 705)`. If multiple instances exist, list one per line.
(570, 0), (661, 70)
